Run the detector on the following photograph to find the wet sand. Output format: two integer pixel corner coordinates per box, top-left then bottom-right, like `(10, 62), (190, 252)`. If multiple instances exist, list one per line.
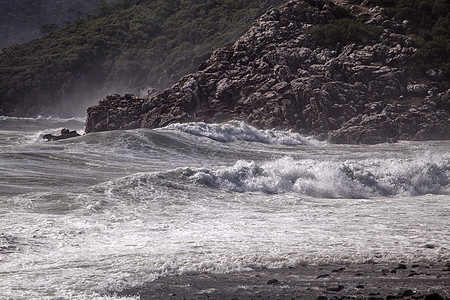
(114, 262), (449, 299)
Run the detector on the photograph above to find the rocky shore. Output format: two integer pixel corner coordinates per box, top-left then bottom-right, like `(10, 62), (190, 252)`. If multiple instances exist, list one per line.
(114, 262), (449, 299)
(85, 0), (449, 144)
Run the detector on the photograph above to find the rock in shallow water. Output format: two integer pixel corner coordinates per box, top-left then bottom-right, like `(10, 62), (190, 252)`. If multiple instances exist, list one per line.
(267, 278), (280, 285)
(43, 128), (80, 141)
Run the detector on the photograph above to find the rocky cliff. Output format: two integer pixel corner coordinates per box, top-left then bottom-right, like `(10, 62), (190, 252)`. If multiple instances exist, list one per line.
(85, 0), (449, 144)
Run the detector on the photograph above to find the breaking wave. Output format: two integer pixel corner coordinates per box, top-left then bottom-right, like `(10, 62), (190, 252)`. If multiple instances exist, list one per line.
(185, 155), (450, 198)
(163, 121), (320, 145)
(95, 152), (449, 201)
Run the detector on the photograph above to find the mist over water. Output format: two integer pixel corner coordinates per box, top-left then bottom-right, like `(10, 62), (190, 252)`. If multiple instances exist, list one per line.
(0, 117), (449, 299)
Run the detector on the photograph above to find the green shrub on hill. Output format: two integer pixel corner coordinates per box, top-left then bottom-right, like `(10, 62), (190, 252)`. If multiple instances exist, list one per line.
(307, 18), (383, 46)
(352, 0), (450, 80)
(306, 2), (383, 46)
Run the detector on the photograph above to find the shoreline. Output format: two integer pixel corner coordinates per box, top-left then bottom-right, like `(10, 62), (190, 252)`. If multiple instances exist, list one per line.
(114, 262), (449, 299)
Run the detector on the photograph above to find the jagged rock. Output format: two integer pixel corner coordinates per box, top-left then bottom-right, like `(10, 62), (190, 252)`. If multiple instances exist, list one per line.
(43, 128), (80, 141)
(85, 0), (450, 144)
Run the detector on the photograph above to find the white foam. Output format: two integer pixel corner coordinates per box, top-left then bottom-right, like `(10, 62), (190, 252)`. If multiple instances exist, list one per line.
(1, 164), (449, 299)
(187, 154), (450, 198)
(1, 121), (449, 299)
(163, 121), (321, 145)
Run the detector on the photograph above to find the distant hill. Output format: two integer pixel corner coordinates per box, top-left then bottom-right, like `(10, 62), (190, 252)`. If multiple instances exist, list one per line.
(0, 0), (286, 117)
(0, 0), (106, 50)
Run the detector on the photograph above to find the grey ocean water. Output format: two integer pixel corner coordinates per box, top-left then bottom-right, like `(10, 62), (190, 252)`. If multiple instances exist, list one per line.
(0, 116), (449, 299)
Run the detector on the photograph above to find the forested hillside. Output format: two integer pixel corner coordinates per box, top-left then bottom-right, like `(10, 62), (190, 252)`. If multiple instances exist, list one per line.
(0, 0), (106, 49)
(0, 0), (448, 117)
(0, 0), (286, 116)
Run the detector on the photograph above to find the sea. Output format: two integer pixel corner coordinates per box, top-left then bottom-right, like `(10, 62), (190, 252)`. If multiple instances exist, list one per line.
(0, 115), (449, 299)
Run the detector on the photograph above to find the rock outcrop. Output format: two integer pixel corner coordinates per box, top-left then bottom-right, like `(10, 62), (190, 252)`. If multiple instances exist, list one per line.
(85, 0), (449, 144)
(43, 128), (80, 141)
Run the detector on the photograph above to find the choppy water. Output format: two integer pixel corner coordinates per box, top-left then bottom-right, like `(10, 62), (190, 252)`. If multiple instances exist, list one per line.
(0, 116), (449, 299)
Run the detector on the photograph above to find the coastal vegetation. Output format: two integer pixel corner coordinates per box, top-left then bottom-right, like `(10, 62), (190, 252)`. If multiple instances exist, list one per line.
(307, 18), (383, 46)
(0, 0), (285, 116)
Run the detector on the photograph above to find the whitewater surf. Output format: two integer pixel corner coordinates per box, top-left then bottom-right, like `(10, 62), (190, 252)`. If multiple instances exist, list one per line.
(0, 116), (449, 299)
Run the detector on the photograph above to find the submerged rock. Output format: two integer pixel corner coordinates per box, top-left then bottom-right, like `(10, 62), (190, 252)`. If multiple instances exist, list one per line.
(85, 0), (449, 144)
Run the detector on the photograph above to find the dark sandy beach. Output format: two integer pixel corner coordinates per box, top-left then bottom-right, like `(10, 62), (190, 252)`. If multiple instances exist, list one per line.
(115, 262), (449, 299)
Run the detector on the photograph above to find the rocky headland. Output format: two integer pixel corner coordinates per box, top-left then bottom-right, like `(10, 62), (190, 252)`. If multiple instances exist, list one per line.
(85, 0), (449, 144)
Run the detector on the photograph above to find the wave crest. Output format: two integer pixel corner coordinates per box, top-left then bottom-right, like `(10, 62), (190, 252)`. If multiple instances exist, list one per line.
(187, 156), (450, 198)
(163, 121), (320, 145)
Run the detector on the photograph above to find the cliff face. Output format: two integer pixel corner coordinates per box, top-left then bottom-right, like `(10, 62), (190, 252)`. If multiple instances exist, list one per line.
(85, 0), (449, 144)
